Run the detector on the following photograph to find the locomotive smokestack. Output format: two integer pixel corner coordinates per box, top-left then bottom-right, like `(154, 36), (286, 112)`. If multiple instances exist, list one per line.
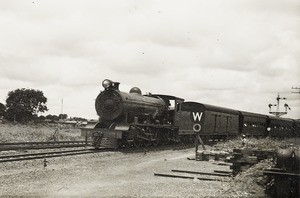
(102, 79), (120, 90)
(113, 82), (120, 90)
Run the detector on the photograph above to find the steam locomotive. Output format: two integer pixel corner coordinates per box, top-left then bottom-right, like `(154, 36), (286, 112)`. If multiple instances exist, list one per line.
(91, 79), (300, 148)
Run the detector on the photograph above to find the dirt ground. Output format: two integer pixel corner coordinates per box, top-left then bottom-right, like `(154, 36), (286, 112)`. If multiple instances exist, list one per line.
(0, 147), (268, 198)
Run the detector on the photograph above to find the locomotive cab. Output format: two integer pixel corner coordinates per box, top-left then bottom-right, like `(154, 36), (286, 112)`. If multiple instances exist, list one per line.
(147, 94), (184, 125)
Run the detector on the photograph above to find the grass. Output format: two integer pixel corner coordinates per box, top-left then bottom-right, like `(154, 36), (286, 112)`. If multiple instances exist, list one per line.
(0, 123), (84, 143)
(215, 136), (300, 151)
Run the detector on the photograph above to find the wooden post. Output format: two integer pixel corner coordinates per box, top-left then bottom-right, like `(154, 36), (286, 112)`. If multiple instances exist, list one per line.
(195, 136), (199, 153)
(195, 133), (206, 160)
(85, 130), (88, 146)
(197, 134), (206, 150)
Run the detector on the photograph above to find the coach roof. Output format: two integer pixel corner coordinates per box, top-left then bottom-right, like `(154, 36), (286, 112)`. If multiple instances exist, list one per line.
(182, 102), (240, 115)
(239, 111), (268, 118)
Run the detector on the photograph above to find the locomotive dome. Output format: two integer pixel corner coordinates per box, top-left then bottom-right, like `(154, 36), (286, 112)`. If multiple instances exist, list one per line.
(129, 87), (142, 95)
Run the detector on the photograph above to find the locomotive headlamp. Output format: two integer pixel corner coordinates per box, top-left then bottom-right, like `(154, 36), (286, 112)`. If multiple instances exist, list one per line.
(102, 79), (112, 89)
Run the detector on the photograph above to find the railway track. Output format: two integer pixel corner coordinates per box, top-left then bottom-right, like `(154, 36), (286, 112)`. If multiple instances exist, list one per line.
(0, 148), (110, 163)
(0, 141), (92, 151)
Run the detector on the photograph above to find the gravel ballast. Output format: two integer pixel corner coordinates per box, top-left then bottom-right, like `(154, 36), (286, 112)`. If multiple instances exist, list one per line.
(0, 147), (269, 197)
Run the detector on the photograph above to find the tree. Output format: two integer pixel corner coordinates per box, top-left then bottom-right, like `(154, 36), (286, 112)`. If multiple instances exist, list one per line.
(72, 117), (87, 122)
(5, 88), (48, 122)
(0, 103), (6, 120)
(45, 114), (59, 122)
(38, 115), (46, 122)
(59, 114), (68, 120)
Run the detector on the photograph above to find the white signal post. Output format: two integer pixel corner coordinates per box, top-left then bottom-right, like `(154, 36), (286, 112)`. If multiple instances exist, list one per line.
(292, 87), (300, 94)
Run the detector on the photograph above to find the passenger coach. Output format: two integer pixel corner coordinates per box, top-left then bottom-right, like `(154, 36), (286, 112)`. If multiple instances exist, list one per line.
(268, 116), (295, 138)
(294, 119), (300, 137)
(175, 102), (240, 139)
(239, 111), (269, 137)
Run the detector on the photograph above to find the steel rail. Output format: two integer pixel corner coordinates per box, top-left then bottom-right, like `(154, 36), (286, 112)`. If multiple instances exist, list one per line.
(214, 170), (233, 174)
(0, 148), (109, 163)
(0, 141), (92, 151)
(153, 173), (229, 182)
(263, 170), (300, 178)
(171, 169), (231, 177)
(0, 141), (92, 146)
(0, 149), (92, 159)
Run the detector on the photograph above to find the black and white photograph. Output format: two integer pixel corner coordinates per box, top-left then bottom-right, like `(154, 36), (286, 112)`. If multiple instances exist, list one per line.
(0, 0), (299, 197)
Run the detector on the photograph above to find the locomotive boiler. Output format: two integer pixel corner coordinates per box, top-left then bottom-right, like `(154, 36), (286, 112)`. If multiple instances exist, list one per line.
(96, 79), (168, 124)
(92, 79), (184, 148)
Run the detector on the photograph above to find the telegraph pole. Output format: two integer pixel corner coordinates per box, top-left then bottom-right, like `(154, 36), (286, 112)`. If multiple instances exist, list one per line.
(268, 93), (290, 117)
(61, 99), (64, 115)
(292, 87), (300, 94)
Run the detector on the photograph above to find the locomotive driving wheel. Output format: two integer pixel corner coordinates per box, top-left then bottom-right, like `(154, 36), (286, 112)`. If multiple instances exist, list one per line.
(118, 138), (130, 149)
(151, 139), (159, 146)
(132, 139), (141, 148)
(149, 128), (159, 146)
(143, 140), (151, 147)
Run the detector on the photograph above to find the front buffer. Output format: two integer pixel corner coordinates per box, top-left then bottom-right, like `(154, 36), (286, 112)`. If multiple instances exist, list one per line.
(92, 124), (129, 149)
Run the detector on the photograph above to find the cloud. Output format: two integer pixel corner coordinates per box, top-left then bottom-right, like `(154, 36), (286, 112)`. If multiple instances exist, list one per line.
(0, 0), (299, 119)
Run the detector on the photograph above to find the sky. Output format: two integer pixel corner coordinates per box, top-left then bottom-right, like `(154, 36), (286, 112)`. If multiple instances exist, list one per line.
(0, 0), (299, 119)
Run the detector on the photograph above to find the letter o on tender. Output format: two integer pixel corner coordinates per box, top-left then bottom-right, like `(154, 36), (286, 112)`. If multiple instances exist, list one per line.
(193, 124), (201, 132)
